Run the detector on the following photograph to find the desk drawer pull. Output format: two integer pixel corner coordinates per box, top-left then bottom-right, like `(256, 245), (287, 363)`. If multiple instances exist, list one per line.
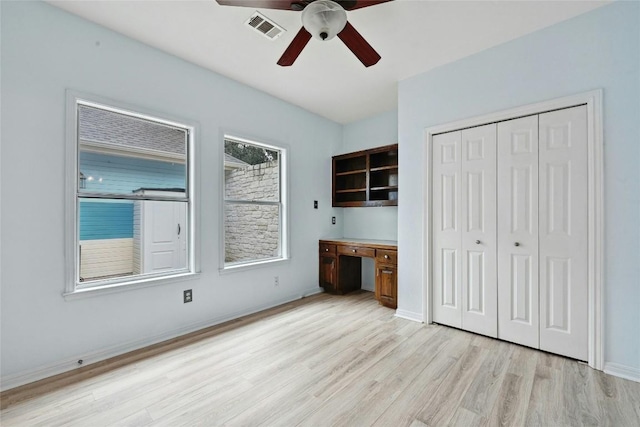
(320, 243), (337, 255)
(337, 245), (375, 257)
(382, 270), (393, 274)
(384, 254), (389, 259)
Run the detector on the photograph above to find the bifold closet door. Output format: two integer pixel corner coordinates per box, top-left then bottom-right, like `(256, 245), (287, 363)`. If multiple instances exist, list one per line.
(432, 131), (462, 328)
(461, 124), (497, 337)
(434, 106), (589, 360)
(538, 105), (588, 361)
(432, 125), (497, 336)
(497, 115), (540, 349)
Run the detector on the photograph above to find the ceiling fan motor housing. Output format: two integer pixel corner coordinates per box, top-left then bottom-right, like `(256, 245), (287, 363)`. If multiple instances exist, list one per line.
(301, 0), (347, 41)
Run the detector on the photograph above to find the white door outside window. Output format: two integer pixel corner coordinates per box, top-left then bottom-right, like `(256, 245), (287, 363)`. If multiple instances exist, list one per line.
(143, 201), (187, 273)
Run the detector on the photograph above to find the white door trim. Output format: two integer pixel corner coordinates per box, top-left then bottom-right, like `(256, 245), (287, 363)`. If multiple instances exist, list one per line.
(423, 89), (604, 370)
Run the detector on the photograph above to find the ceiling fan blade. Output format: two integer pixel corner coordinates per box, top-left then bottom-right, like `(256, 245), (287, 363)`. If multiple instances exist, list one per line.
(339, 0), (393, 11)
(337, 21), (381, 67)
(277, 27), (312, 66)
(215, 0), (300, 11)
(215, 0), (393, 11)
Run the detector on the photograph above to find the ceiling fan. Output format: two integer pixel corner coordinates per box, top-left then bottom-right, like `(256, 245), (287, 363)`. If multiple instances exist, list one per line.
(215, 0), (393, 67)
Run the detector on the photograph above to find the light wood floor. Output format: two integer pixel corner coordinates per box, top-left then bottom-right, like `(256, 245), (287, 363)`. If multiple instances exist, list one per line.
(1, 291), (639, 426)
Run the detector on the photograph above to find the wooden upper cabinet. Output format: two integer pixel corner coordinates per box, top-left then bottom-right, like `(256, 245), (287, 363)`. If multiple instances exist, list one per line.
(332, 144), (398, 207)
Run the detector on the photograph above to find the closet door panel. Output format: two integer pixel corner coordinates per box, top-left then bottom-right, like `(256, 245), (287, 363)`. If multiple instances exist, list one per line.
(497, 115), (539, 349)
(461, 124), (497, 337)
(539, 105), (588, 360)
(432, 131), (462, 328)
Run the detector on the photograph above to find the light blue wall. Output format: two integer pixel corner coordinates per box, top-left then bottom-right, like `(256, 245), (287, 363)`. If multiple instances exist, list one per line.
(397, 1), (639, 371)
(340, 110), (398, 241)
(339, 110), (398, 292)
(1, 0), (343, 384)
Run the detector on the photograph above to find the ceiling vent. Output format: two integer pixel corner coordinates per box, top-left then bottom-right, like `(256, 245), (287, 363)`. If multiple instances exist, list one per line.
(245, 11), (285, 40)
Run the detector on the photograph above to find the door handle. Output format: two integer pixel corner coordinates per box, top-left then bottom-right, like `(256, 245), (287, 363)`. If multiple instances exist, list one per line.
(177, 224), (181, 235)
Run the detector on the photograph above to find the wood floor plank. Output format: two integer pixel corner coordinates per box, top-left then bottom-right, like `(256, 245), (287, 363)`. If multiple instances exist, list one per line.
(112, 409), (154, 427)
(371, 330), (471, 427)
(414, 344), (486, 426)
(447, 407), (483, 427)
(562, 360), (603, 426)
(524, 363), (564, 426)
(460, 339), (513, 417)
(296, 327), (435, 425)
(1, 291), (639, 427)
(485, 346), (539, 427)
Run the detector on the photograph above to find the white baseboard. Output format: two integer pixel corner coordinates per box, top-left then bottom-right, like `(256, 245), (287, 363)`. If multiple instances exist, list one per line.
(0, 287), (322, 392)
(302, 287), (324, 297)
(604, 362), (640, 383)
(395, 309), (423, 323)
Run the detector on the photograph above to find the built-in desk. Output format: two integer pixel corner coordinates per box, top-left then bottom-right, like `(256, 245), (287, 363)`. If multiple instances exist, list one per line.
(319, 238), (397, 309)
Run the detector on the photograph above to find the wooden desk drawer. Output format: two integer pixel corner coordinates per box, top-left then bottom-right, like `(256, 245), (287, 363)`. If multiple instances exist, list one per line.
(320, 243), (336, 255)
(376, 249), (397, 265)
(338, 245), (375, 258)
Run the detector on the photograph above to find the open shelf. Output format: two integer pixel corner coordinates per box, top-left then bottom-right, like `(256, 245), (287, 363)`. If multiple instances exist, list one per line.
(370, 186), (398, 191)
(332, 144), (398, 207)
(336, 188), (366, 193)
(335, 192), (366, 203)
(370, 165), (398, 172)
(335, 169), (367, 176)
(370, 188), (398, 202)
(334, 155), (366, 174)
(370, 148), (398, 169)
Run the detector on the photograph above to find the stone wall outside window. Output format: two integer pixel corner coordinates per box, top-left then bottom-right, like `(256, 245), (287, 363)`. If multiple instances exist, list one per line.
(224, 160), (279, 263)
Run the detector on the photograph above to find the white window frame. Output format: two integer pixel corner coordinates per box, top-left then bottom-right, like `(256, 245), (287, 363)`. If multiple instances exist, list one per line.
(64, 90), (200, 299)
(220, 135), (289, 272)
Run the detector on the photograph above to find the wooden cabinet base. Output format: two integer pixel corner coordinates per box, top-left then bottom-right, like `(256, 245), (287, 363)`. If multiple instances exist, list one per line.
(376, 265), (397, 309)
(319, 254), (337, 293)
(319, 239), (397, 308)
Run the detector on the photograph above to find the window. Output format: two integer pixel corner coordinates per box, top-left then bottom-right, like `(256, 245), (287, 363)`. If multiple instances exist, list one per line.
(223, 137), (287, 268)
(67, 95), (195, 293)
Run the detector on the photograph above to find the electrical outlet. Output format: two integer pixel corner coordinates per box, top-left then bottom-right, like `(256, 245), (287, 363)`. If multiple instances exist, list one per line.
(183, 289), (193, 303)
(274, 276), (279, 286)
(314, 200), (318, 209)
(332, 216), (336, 225)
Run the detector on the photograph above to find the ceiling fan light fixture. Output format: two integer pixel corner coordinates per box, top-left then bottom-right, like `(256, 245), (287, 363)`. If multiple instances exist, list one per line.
(301, 0), (347, 41)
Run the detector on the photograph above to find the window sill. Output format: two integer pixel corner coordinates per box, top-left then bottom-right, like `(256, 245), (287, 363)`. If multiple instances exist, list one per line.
(219, 257), (289, 275)
(63, 271), (200, 301)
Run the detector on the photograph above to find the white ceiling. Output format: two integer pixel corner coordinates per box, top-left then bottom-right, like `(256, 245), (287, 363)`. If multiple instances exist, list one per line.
(48, 0), (609, 124)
